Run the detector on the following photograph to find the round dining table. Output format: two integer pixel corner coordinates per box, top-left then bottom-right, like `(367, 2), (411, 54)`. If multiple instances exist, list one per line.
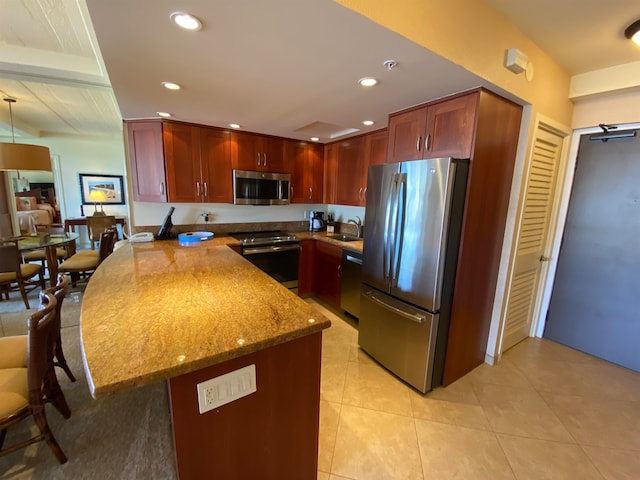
(15, 232), (80, 288)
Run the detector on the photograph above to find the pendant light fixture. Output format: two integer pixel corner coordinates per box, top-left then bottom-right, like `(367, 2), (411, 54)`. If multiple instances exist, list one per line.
(0, 97), (51, 172)
(624, 19), (640, 46)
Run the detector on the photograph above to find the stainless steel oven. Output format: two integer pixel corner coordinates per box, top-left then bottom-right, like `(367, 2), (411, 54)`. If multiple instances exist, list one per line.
(231, 231), (299, 290)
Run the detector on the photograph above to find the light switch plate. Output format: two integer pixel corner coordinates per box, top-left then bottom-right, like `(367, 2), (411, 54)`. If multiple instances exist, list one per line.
(196, 364), (257, 414)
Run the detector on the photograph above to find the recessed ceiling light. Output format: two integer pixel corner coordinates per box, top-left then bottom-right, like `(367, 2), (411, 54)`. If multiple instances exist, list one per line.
(170, 12), (202, 31)
(625, 19), (640, 46)
(229, 123), (241, 129)
(362, 120), (375, 126)
(310, 137), (320, 142)
(358, 77), (379, 87)
(162, 82), (181, 90)
(157, 112), (172, 118)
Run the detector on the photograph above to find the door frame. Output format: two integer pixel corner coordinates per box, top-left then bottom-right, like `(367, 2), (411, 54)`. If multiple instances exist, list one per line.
(534, 121), (640, 337)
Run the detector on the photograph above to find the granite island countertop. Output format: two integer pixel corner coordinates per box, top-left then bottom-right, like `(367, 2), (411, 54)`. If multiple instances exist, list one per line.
(80, 237), (331, 398)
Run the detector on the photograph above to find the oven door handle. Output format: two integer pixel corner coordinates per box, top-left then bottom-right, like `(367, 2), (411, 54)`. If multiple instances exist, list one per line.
(243, 244), (300, 255)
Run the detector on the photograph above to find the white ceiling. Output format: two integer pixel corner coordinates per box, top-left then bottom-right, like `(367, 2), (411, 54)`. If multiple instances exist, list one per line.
(0, 0), (639, 142)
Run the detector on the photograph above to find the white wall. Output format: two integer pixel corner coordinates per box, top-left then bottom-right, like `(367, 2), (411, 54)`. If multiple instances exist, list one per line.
(4, 133), (129, 220)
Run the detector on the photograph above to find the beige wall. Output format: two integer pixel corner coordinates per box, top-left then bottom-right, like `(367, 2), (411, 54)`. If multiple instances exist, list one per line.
(335, 0), (573, 126)
(572, 90), (640, 129)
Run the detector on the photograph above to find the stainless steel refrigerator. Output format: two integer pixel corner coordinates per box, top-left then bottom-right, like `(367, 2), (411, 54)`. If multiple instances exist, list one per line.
(359, 157), (469, 393)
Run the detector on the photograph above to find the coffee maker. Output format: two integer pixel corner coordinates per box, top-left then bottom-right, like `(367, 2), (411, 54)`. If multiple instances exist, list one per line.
(309, 211), (325, 232)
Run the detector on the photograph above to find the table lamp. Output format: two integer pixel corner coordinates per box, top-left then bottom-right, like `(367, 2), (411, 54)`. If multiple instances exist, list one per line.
(88, 189), (107, 216)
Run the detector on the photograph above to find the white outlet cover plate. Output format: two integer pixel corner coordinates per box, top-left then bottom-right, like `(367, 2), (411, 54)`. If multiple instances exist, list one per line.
(196, 364), (257, 414)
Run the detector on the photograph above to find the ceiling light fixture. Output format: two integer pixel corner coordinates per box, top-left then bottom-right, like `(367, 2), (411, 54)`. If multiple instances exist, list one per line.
(310, 137), (320, 142)
(170, 12), (202, 31)
(229, 123), (241, 129)
(358, 77), (378, 87)
(157, 112), (172, 118)
(624, 19), (640, 46)
(162, 82), (181, 90)
(362, 120), (375, 126)
(0, 97), (51, 172)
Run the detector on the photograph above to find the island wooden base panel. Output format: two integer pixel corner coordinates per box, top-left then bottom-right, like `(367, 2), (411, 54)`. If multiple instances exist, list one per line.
(168, 332), (322, 480)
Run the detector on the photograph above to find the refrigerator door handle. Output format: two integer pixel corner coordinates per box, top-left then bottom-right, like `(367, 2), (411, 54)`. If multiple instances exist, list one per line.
(391, 173), (407, 287)
(388, 174), (401, 288)
(383, 173), (397, 286)
(363, 290), (427, 324)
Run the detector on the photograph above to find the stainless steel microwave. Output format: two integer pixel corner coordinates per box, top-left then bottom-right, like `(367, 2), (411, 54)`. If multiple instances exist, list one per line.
(232, 169), (290, 205)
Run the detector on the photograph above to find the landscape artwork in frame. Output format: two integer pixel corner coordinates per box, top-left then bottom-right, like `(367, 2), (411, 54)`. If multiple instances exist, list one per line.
(79, 174), (125, 205)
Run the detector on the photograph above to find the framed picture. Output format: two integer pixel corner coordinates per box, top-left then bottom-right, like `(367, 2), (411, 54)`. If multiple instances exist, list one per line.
(79, 174), (125, 205)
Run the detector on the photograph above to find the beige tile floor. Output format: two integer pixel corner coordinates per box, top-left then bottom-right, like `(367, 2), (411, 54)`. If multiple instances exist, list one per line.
(309, 299), (640, 480)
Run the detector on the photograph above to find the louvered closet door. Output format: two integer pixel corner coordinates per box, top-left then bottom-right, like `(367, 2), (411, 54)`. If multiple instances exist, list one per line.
(502, 123), (564, 351)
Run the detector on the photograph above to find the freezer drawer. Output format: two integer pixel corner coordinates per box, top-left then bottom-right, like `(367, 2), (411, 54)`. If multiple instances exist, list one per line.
(358, 288), (439, 393)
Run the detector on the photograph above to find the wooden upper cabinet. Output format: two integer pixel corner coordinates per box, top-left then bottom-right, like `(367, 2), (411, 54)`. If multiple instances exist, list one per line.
(232, 132), (289, 173)
(289, 141), (323, 203)
(426, 93), (478, 159)
(335, 136), (365, 206)
(387, 92), (478, 163)
(323, 143), (338, 204)
(126, 121), (167, 202)
(386, 108), (427, 163)
(164, 123), (202, 203)
(163, 123), (233, 203)
(200, 128), (232, 203)
(330, 129), (387, 206)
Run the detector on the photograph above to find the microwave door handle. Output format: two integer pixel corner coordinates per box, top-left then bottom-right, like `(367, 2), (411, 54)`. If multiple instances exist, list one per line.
(392, 173), (407, 287)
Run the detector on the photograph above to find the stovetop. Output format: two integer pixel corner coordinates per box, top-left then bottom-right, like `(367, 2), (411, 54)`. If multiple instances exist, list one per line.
(230, 231), (299, 246)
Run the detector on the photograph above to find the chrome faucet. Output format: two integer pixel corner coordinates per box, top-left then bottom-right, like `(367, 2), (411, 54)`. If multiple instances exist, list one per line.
(348, 216), (362, 238)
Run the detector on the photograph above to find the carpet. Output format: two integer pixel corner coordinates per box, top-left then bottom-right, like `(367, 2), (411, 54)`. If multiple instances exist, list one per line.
(0, 289), (177, 479)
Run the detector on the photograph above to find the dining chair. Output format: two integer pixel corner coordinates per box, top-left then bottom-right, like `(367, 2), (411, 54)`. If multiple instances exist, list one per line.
(43, 274), (76, 382)
(0, 242), (45, 309)
(86, 215), (117, 250)
(0, 290), (71, 464)
(59, 229), (116, 287)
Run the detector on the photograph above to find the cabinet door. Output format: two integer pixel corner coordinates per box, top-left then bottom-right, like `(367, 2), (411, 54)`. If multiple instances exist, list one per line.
(260, 137), (288, 173)
(127, 121), (167, 202)
(298, 239), (317, 296)
(362, 129), (388, 205)
(289, 141), (308, 203)
(426, 93), (478, 159)
(308, 144), (324, 203)
(201, 127), (232, 203)
(233, 131), (260, 171)
(164, 123), (202, 203)
(386, 107), (427, 163)
(335, 136), (365, 206)
(316, 241), (342, 307)
(323, 143), (338, 204)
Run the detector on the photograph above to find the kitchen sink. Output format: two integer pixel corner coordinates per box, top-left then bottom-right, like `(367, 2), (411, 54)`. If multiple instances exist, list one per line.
(327, 234), (360, 242)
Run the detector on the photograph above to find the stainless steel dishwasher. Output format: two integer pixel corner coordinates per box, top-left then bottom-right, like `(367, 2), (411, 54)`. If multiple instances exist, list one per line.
(340, 249), (362, 318)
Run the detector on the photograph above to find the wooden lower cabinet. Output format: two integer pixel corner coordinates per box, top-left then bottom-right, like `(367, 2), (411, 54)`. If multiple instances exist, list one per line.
(169, 332), (322, 480)
(315, 241), (342, 307)
(298, 239), (317, 296)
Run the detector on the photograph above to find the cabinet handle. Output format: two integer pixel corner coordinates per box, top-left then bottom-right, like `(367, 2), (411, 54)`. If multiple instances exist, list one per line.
(160, 182), (165, 195)
(425, 134), (430, 151)
(416, 135), (422, 153)
(257, 152), (261, 166)
(263, 153), (267, 167)
(308, 187), (312, 200)
(196, 181), (200, 196)
(363, 187), (367, 201)
(358, 187), (363, 200)
(204, 182), (208, 197)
